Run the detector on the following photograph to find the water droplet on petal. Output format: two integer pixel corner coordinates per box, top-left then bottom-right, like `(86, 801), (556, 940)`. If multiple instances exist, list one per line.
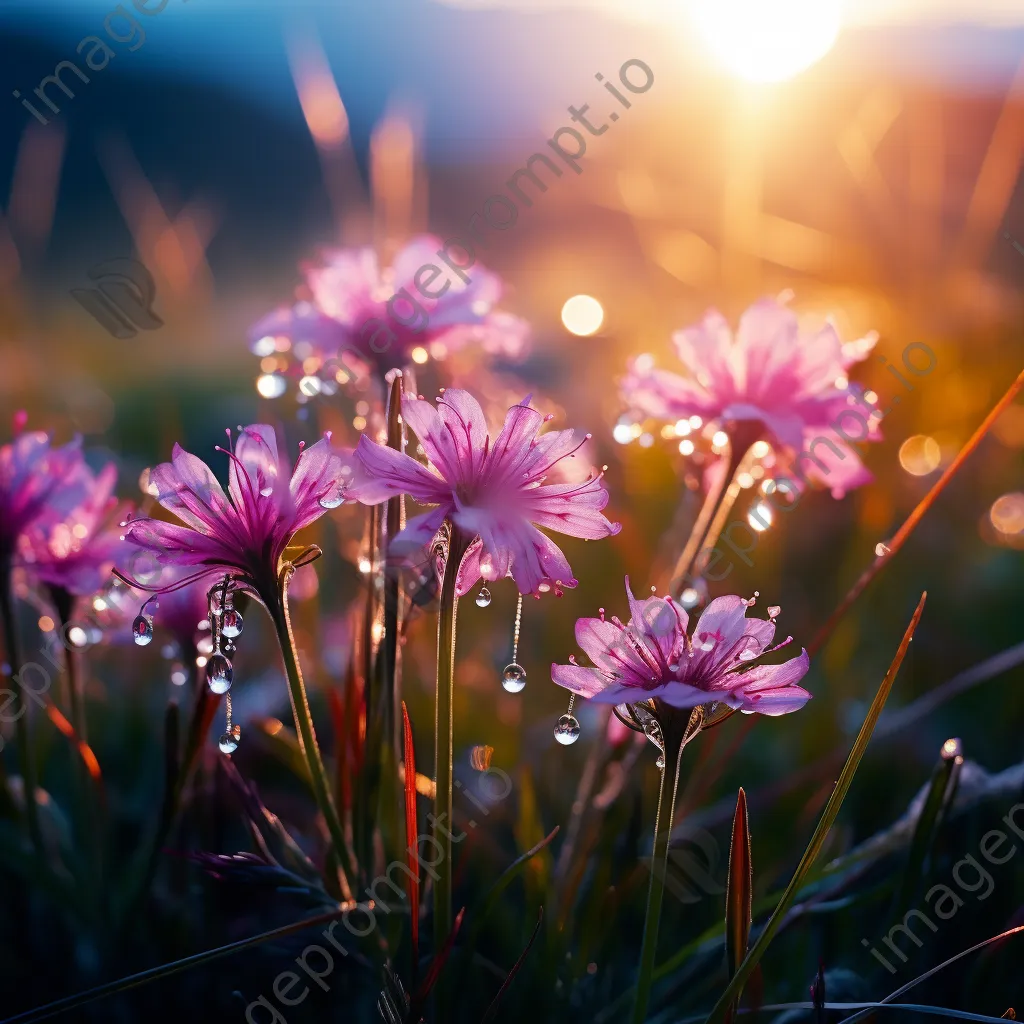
(132, 614), (153, 646)
(206, 653), (233, 694)
(700, 640), (715, 652)
(259, 486), (274, 497)
(554, 714), (581, 745)
(738, 649), (757, 661)
(221, 608), (244, 638)
(875, 542), (891, 557)
(319, 483), (345, 509)
(475, 586), (492, 608)
(501, 663), (527, 693)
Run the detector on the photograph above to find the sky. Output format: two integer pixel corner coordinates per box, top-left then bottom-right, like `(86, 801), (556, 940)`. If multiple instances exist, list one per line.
(432, 0), (1024, 25)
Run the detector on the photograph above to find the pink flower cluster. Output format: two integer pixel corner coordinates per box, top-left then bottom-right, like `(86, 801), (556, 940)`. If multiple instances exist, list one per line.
(1, 414), (126, 598)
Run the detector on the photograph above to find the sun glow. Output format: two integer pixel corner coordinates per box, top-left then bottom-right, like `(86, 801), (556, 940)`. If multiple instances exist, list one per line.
(690, 0), (843, 83)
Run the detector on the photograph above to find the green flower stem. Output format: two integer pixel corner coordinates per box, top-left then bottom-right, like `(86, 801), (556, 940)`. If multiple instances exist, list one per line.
(434, 527), (472, 1016)
(0, 565), (44, 858)
(55, 603), (104, 918)
(633, 708), (702, 1024)
(272, 564), (356, 903)
(669, 424), (762, 596)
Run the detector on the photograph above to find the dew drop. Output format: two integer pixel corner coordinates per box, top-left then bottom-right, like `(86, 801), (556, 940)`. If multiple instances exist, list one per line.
(553, 714), (581, 745)
(221, 608), (244, 638)
(475, 586), (492, 608)
(875, 542), (891, 557)
(738, 649), (757, 661)
(655, 754), (665, 769)
(319, 484), (345, 510)
(132, 614), (154, 646)
(259, 485), (274, 497)
(218, 728), (240, 754)
(206, 653), (233, 694)
(501, 662), (527, 693)
(700, 640), (715, 652)
(767, 605), (781, 619)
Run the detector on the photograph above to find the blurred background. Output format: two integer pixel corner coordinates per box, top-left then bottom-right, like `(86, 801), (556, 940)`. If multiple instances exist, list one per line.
(1, 0), (1023, 1020)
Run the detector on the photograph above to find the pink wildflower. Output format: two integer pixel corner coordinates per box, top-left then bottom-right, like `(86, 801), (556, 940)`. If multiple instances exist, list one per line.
(552, 578), (811, 717)
(119, 424), (344, 601)
(621, 295), (880, 497)
(0, 414), (89, 567)
(18, 462), (129, 598)
(249, 235), (529, 382)
(340, 389), (620, 596)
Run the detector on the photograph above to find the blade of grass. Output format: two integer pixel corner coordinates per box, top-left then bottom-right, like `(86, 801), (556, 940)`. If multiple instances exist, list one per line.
(811, 367), (1023, 658)
(0, 905), (365, 1024)
(838, 924), (1024, 1024)
(725, 788), (752, 1021)
(409, 906), (465, 1023)
(480, 906), (544, 1024)
(704, 592), (927, 1024)
(894, 747), (959, 912)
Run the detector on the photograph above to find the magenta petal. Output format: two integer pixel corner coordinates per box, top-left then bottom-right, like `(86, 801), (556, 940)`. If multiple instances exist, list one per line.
(351, 436), (450, 505)
(551, 662), (615, 698)
(738, 684), (812, 716)
(289, 438), (343, 531)
(393, 506), (449, 557)
(692, 595), (749, 659)
(484, 400), (545, 486)
(735, 648), (811, 692)
(437, 389), (489, 482)
(574, 616), (648, 680)
(400, 397), (461, 482)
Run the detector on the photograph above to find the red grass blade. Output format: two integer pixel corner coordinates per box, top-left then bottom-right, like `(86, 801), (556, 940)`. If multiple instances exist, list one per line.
(481, 906), (544, 1024)
(725, 788), (752, 984)
(411, 906), (465, 1014)
(402, 701), (420, 972)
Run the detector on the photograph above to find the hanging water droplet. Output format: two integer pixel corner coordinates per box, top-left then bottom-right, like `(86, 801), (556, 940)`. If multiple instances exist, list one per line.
(655, 754), (665, 769)
(218, 731), (239, 754)
(206, 653), (233, 694)
(210, 588), (231, 616)
(132, 614), (154, 646)
(475, 586), (492, 608)
(221, 608), (244, 638)
(875, 542), (891, 557)
(767, 605), (781, 619)
(553, 714), (581, 745)
(501, 662), (527, 693)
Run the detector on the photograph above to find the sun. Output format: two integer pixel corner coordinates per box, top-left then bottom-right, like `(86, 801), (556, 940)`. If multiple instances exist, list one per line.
(690, 0), (843, 83)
